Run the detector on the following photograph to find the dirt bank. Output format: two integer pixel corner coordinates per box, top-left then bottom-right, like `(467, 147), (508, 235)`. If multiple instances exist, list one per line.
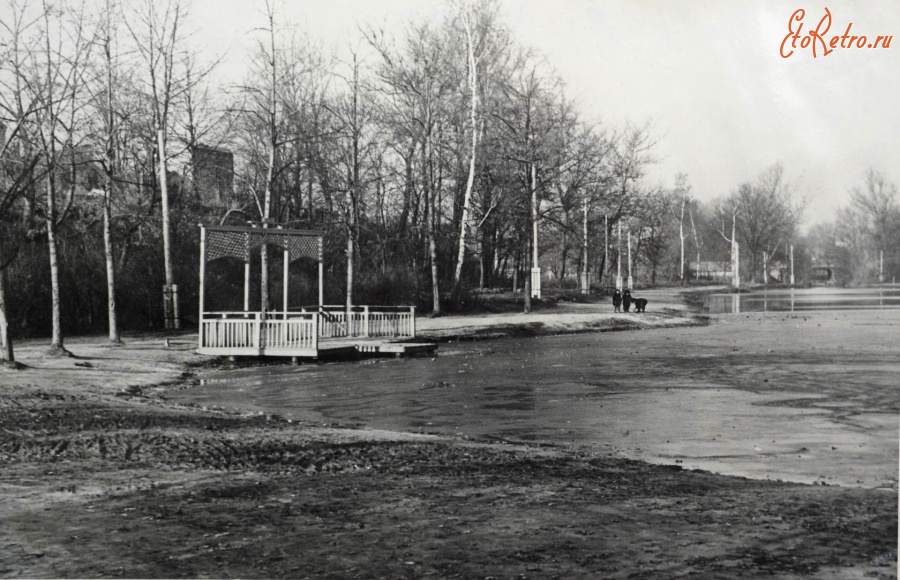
(0, 294), (896, 578)
(414, 287), (701, 341)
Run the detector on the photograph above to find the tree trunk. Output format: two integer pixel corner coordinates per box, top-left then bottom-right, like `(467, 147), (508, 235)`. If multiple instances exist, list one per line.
(524, 234), (532, 312)
(679, 198), (686, 286)
(157, 128), (177, 328)
(346, 57), (360, 323)
(451, 11), (479, 296)
(424, 109), (441, 316)
(103, 179), (119, 342)
(581, 194), (589, 293)
(103, 7), (121, 344)
(46, 175), (65, 352)
(0, 264), (14, 364)
(529, 160), (538, 303)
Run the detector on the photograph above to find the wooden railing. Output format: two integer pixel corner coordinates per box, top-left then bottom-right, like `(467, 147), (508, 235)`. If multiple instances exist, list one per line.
(296, 305), (416, 339)
(200, 312), (318, 353)
(198, 305), (415, 354)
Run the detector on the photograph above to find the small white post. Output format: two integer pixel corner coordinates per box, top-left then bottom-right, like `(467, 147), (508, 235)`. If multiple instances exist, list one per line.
(604, 214), (609, 288)
(879, 249), (884, 283)
(312, 312), (318, 351)
(318, 261), (324, 308)
(626, 228), (633, 290)
(531, 267), (541, 299)
(363, 305), (369, 337)
(172, 284), (180, 329)
(615, 221), (623, 291)
(763, 251), (768, 285)
(243, 261), (250, 317)
(531, 161), (541, 299)
(581, 194), (589, 294)
(410, 306), (416, 337)
(789, 244), (795, 285)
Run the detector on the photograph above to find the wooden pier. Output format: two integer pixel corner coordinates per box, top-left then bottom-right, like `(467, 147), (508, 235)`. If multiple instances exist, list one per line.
(198, 306), (436, 360)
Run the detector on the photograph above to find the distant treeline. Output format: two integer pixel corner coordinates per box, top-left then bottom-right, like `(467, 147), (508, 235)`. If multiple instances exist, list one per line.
(0, 0), (897, 353)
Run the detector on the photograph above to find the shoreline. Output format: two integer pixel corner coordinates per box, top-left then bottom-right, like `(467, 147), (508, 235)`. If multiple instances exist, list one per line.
(1, 288), (897, 578)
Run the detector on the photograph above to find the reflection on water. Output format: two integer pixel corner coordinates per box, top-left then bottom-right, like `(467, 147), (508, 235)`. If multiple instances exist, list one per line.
(705, 288), (900, 314)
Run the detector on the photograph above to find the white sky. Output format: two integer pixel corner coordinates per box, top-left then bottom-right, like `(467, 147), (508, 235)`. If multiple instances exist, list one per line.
(191, 0), (900, 227)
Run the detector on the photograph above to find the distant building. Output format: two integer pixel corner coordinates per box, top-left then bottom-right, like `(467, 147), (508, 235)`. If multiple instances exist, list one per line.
(688, 260), (732, 282)
(192, 145), (234, 207)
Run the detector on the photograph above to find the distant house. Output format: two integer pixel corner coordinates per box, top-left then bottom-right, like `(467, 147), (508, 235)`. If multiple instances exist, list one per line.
(687, 260), (732, 282)
(810, 265), (843, 286)
(192, 145), (234, 207)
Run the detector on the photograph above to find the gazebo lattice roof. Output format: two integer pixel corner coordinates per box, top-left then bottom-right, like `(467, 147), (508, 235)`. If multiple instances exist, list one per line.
(204, 225), (323, 264)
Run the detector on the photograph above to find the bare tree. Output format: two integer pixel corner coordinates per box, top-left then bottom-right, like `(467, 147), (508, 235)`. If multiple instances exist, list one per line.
(670, 173), (690, 285)
(849, 169), (898, 282)
(731, 164), (805, 283)
(449, 0), (495, 296)
(125, 0), (185, 329)
(688, 202), (703, 281)
(96, 0), (122, 343)
(0, 0), (44, 365)
(27, 0), (94, 354)
(718, 192), (741, 289)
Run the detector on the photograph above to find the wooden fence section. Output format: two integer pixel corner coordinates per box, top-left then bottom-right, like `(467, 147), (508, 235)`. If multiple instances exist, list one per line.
(199, 312), (318, 356)
(298, 305), (416, 339)
(198, 306), (415, 357)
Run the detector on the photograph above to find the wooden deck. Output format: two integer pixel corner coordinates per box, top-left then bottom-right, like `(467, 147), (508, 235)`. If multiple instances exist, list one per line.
(316, 338), (437, 359)
(197, 306), (436, 360)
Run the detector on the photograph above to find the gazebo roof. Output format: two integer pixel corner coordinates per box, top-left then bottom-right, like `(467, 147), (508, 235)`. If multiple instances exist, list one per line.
(201, 224), (324, 264)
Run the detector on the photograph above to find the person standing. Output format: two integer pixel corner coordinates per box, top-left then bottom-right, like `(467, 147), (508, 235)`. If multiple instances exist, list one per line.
(612, 289), (622, 312)
(622, 289), (632, 312)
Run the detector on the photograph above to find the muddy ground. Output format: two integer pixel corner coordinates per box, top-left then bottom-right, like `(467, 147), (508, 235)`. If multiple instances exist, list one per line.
(0, 295), (897, 579)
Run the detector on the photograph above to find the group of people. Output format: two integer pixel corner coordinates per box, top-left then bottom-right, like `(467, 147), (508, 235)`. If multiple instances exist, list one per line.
(612, 289), (647, 313)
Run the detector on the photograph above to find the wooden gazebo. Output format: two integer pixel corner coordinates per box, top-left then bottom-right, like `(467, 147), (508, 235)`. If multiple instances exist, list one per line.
(197, 224), (427, 359)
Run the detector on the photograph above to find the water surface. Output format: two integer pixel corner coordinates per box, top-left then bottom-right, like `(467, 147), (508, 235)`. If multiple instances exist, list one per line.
(705, 287), (900, 314)
(177, 310), (900, 489)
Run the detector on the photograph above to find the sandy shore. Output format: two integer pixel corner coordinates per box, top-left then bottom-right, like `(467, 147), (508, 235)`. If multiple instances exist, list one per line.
(1, 291), (896, 578)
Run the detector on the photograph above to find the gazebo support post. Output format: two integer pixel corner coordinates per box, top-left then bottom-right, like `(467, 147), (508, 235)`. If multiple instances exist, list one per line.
(243, 232), (250, 318)
(243, 262), (250, 318)
(318, 239), (324, 308)
(198, 225), (206, 349)
(283, 245), (289, 320)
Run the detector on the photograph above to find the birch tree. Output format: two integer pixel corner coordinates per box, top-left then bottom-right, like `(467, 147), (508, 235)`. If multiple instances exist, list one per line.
(125, 0), (185, 328)
(27, 0), (93, 354)
(718, 192), (741, 289)
(0, 0), (44, 365)
(449, 0), (493, 296)
(96, 0), (121, 343)
(670, 173), (690, 285)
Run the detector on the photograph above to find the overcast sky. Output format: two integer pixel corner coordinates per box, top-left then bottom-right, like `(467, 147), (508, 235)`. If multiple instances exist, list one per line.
(193, 0), (900, 228)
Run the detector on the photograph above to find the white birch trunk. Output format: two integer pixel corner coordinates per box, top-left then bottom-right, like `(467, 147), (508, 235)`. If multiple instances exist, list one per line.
(451, 9), (479, 293)
(0, 265), (13, 364)
(103, 3), (120, 343)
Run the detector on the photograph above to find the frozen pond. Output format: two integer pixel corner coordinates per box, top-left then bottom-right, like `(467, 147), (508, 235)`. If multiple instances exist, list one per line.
(177, 309), (900, 490)
(705, 287), (900, 313)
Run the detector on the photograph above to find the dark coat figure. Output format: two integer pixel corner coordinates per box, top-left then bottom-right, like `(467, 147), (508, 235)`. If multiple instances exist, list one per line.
(612, 289), (622, 312)
(633, 298), (648, 312)
(622, 289), (632, 312)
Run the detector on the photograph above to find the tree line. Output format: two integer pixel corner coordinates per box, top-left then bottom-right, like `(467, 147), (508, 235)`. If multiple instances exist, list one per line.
(1, 0), (897, 363)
